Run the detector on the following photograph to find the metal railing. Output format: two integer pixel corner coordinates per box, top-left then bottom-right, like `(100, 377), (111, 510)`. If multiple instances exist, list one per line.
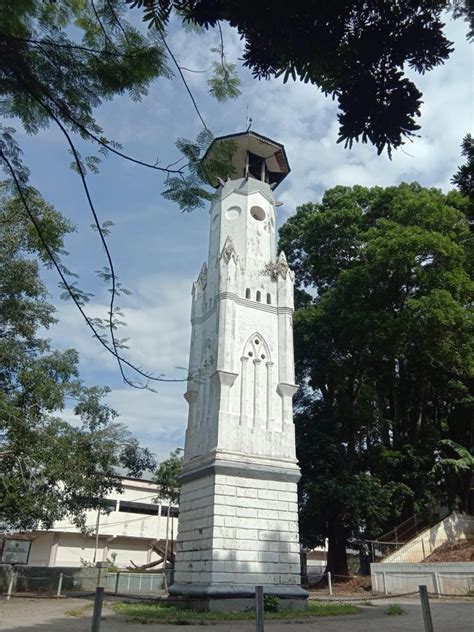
(366, 510), (451, 562)
(106, 571), (164, 595)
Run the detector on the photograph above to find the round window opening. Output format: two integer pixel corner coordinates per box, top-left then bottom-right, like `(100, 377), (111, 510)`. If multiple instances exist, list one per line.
(250, 205), (266, 221)
(226, 206), (241, 221)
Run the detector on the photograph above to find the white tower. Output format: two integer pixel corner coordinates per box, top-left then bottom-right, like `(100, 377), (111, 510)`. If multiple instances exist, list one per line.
(170, 132), (307, 609)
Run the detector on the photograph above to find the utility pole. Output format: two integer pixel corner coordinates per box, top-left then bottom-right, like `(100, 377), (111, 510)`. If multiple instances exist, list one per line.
(92, 508), (101, 564)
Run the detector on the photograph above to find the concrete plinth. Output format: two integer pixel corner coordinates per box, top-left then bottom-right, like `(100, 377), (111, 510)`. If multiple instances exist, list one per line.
(168, 583), (309, 612)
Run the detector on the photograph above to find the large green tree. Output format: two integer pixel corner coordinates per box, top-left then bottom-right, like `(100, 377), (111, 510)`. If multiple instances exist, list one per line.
(280, 182), (474, 576)
(132, 0), (473, 155)
(1, 1), (472, 385)
(0, 184), (155, 532)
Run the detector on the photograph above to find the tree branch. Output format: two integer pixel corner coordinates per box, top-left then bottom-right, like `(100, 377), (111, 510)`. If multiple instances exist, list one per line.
(159, 31), (209, 130)
(0, 149), (188, 385)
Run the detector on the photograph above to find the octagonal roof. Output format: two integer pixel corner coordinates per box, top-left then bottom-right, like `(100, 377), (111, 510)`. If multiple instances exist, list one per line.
(202, 131), (290, 189)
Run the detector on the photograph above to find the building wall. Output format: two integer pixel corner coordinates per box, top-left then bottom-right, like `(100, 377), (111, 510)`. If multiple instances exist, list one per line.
(25, 477), (179, 568)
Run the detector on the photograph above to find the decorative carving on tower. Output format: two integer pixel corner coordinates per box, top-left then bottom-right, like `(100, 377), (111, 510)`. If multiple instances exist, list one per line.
(219, 235), (239, 265)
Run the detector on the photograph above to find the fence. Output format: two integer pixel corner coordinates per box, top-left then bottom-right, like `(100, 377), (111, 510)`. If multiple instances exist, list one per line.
(0, 566), (166, 599)
(367, 512), (474, 563)
(0, 565), (99, 596)
(106, 572), (164, 595)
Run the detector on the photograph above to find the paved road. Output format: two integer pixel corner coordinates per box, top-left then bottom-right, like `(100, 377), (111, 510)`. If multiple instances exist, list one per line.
(0, 597), (472, 631)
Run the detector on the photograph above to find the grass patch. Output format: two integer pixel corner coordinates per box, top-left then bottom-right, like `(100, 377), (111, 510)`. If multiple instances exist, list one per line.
(386, 604), (406, 616)
(65, 603), (93, 617)
(113, 600), (360, 623)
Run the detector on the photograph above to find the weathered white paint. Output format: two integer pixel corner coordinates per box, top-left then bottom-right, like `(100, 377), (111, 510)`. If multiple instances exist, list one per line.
(172, 135), (306, 601)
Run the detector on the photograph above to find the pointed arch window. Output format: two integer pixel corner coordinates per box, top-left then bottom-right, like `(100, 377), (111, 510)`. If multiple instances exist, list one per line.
(239, 333), (273, 430)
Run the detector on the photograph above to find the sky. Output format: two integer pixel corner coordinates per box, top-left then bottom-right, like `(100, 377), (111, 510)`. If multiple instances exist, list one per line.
(14, 13), (473, 462)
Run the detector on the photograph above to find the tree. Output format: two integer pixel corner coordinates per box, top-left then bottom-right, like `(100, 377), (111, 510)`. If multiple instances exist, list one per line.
(433, 440), (474, 514)
(153, 449), (183, 572)
(128, 447), (183, 571)
(153, 448), (183, 506)
(279, 182), (474, 575)
(1, 2), (472, 386)
(131, 0), (473, 156)
(0, 1), (239, 387)
(452, 134), (474, 199)
(0, 184), (156, 532)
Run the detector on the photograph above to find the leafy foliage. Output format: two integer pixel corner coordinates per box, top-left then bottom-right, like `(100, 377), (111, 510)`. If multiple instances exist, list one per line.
(452, 134), (474, 198)
(153, 449), (183, 505)
(263, 594), (279, 613)
(1, 1), (168, 140)
(280, 182), (474, 573)
(163, 130), (237, 212)
(0, 1), (241, 385)
(130, 0), (473, 156)
(0, 185), (155, 532)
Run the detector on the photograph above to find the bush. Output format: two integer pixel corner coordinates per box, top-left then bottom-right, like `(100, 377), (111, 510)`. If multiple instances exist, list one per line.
(263, 594), (279, 612)
(386, 604), (406, 616)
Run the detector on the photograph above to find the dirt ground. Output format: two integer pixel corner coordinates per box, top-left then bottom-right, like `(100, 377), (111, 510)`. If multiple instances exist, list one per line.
(308, 575), (373, 595)
(0, 596), (473, 632)
(424, 539), (474, 562)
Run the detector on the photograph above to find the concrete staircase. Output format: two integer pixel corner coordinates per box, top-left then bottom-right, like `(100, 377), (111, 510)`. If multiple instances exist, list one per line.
(382, 512), (474, 563)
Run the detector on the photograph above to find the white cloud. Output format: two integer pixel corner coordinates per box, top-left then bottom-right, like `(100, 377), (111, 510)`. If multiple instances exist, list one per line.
(50, 273), (193, 379)
(50, 273), (193, 460)
(37, 13), (472, 459)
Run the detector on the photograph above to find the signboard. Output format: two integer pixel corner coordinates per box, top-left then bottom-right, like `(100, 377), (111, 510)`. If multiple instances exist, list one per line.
(1, 539), (31, 564)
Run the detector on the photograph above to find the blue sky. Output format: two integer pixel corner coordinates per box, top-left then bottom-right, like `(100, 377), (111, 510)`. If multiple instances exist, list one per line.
(13, 15), (473, 462)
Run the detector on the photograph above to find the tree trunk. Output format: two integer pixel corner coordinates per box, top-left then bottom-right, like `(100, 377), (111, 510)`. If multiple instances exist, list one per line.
(326, 518), (349, 578)
(129, 555), (164, 570)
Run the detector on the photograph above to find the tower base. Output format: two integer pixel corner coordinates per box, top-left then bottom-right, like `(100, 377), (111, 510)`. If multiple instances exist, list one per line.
(168, 583), (308, 612)
(171, 457), (308, 612)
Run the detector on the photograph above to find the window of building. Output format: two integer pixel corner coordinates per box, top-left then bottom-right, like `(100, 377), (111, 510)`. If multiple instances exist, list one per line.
(266, 293), (271, 304)
(250, 206), (266, 221)
(119, 501), (159, 516)
(161, 506), (179, 518)
(245, 288), (250, 299)
(256, 291), (261, 302)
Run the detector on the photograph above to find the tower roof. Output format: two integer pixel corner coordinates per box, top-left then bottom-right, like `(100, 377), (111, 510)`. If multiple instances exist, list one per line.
(202, 131), (290, 189)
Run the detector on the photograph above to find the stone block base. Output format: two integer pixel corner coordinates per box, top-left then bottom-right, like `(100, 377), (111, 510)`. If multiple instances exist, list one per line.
(168, 583), (308, 612)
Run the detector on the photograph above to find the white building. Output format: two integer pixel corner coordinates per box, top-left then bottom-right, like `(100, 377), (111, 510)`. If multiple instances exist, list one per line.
(23, 474), (178, 568)
(170, 131), (308, 608)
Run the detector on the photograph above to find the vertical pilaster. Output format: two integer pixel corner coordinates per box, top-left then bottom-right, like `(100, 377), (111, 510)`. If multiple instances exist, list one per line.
(266, 361), (274, 430)
(239, 356), (249, 426)
(253, 358), (262, 427)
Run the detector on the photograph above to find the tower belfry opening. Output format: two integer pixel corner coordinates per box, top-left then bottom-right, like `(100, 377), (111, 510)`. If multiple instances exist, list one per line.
(170, 131), (307, 611)
(202, 130), (290, 189)
(246, 150), (268, 182)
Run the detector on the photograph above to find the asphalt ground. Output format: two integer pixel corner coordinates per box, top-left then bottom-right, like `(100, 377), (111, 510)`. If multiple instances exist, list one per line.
(0, 596), (472, 631)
